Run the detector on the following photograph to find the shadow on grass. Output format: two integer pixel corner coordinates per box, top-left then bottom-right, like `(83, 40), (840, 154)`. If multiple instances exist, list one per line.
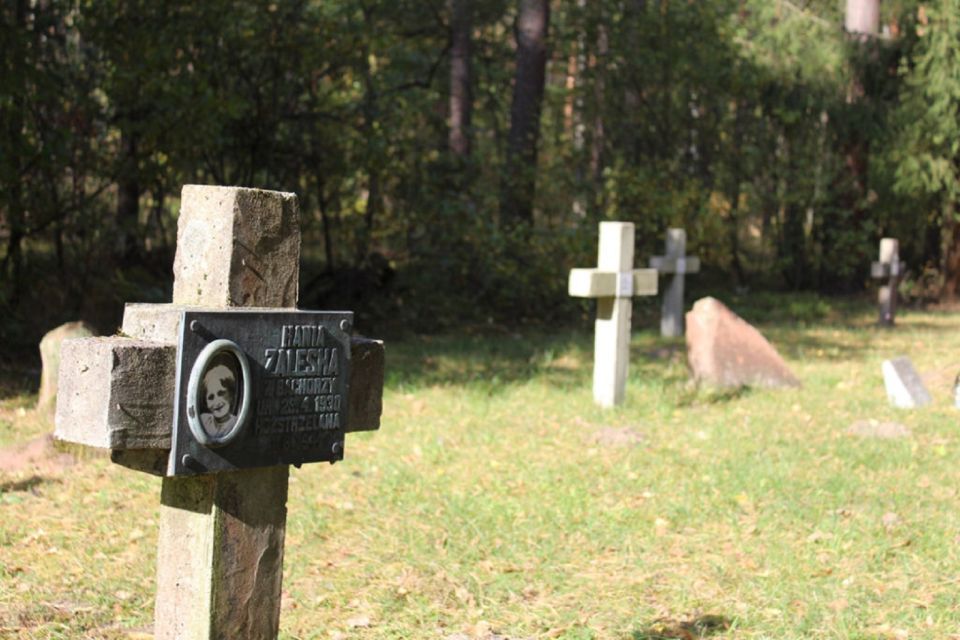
(335, 291), (960, 396)
(673, 385), (753, 407)
(0, 475), (48, 494)
(631, 614), (732, 639)
(385, 329), (593, 391)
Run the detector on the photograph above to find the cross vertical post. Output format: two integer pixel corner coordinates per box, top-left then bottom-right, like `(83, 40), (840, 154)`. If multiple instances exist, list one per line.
(568, 222), (657, 407)
(870, 237), (903, 327)
(649, 228), (700, 337)
(154, 186), (299, 639)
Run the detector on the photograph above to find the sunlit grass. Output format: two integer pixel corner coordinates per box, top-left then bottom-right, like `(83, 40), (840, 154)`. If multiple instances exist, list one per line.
(2, 295), (960, 638)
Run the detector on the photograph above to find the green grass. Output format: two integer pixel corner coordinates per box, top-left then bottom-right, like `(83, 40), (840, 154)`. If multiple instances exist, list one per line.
(3, 294), (960, 638)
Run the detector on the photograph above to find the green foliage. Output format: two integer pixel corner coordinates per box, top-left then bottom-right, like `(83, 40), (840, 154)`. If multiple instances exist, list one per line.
(892, 1), (960, 201)
(2, 0), (958, 350)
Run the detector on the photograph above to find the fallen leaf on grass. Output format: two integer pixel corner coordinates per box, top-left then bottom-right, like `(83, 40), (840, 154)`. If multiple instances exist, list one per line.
(885, 539), (912, 553)
(828, 598), (848, 612)
(346, 615), (371, 628)
(634, 614), (731, 639)
(654, 517), (670, 535)
(847, 420), (911, 439)
(592, 426), (645, 447)
(806, 530), (833, 543)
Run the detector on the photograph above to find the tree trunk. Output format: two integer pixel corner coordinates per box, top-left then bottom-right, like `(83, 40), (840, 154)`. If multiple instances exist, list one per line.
(941, 205), (960, 300)
(726, 100), (746, 286)
(1, 0), (29, 305)
(589, 21), (607, 187)
(116, 128), (141, 262)
(500, 0), (550, 227)
(357, 10), (382, 264)
(837, 0), (878, 288)
(448, 0), (472, 158)
(845, 0), (879, 36)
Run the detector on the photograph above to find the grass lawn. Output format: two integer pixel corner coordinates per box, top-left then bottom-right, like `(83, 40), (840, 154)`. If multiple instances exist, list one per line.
(1, 294), (960, 639)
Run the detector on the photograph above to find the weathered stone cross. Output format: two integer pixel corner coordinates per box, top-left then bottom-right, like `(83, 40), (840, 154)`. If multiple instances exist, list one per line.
(54, 185), (384, 639)
(568, 222), (657, 407)
(870, 237), (904, 326)
(649, 228), (700, 337)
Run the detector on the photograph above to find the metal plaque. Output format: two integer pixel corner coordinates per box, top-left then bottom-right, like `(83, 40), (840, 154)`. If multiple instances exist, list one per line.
(169, 310), (352, 476)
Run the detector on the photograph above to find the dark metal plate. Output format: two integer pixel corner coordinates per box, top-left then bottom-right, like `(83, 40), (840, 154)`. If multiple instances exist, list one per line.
(169, 310), (352, 476)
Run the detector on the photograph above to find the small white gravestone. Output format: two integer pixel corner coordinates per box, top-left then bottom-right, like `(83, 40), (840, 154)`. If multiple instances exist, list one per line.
(882, 356), (931, 408)
(870, 238), (904, 327)
(649, 228), (700, 337)
(568, 222), (658, 407)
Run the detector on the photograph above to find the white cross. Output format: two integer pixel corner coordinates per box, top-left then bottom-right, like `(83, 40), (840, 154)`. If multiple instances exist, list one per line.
(569, 222), (658, 407)
(870, 237), (904, 326)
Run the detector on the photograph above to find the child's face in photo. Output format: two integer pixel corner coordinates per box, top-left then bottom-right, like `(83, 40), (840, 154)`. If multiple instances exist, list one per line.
(204, 365), (234, 419)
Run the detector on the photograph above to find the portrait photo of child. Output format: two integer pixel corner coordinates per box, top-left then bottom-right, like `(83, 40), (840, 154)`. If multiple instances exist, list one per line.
(198, 352), (242, 439)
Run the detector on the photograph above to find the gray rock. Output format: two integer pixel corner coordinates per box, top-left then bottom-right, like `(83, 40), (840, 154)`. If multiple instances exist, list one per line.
(685, 297), (800, 388)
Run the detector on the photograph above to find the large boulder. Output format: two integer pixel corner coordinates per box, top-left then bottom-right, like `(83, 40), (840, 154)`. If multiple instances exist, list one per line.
(38, 321), (97, 415)
(685, 297), (800, 388)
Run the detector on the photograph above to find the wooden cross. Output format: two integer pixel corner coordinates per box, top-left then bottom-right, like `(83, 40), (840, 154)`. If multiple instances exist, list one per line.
(870, 237), (904, 327)
(54, 185), (384, 639)
(568, 222), (657, 407)
(649, 228), (700, 337)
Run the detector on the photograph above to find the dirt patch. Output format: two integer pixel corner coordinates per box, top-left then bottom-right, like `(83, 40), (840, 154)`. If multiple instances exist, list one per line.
(592, 426), (645, 447)
(0, 434), (76, 475)
(847, 420), (911, 439)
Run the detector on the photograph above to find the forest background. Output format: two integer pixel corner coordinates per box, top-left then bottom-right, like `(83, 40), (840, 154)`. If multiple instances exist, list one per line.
(2, 0), (959, 360)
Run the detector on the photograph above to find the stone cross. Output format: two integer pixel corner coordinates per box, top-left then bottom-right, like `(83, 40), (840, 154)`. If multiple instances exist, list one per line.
(54, 185), (384, 639)
(649, 228), (700, 337)
(568, 222), (657, 407)
(870, 237), (904, 326)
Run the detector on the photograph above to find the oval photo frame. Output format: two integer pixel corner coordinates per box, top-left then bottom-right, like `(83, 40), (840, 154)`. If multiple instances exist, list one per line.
(186, 339), (252, 448)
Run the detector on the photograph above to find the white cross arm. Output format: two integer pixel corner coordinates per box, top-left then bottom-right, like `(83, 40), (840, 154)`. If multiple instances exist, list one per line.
(568, 268), (658, 298)
(649, 256), (701, 275)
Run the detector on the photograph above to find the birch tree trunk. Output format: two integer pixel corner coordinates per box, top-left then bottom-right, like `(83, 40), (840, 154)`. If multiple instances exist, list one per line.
(501, 0), (550, 227)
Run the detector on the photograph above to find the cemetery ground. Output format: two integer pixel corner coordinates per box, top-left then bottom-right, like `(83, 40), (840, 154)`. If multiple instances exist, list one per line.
(1, 294), (960, 639)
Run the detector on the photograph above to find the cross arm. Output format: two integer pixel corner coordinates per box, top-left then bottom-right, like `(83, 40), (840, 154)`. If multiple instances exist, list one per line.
(649, 256), (701, 275)
(568, 268), (658, 298)
(870, 261), (904, 278)
(54, 335), (384, 475)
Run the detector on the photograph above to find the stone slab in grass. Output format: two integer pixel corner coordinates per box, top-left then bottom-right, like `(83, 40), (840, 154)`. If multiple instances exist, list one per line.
(882, 356), (932, 409)
(685, 297), (800, 389)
